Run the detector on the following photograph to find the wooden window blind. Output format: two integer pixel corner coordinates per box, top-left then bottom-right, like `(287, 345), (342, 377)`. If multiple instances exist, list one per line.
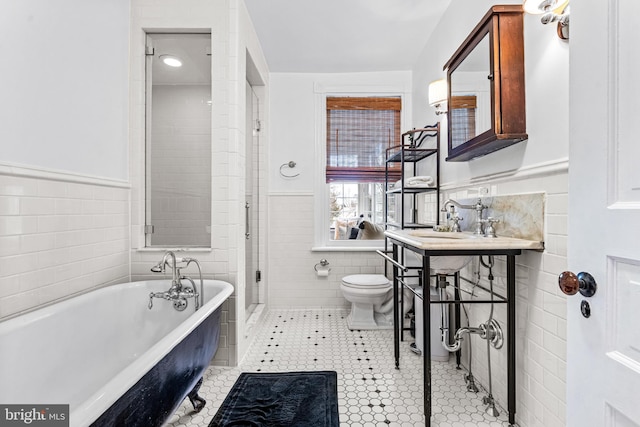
(326, 97), (402, 183)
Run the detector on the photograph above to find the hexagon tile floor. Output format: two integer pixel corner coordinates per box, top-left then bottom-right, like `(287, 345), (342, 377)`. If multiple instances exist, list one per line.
(167, 308), (512, 427)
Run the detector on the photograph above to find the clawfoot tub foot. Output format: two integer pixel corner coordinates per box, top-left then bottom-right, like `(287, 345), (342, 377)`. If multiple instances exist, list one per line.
(187, 377), (207, 413)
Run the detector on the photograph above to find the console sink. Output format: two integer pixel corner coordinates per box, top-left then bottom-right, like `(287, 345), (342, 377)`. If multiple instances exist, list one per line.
(387, 228), (540, 274)
(385, 229), (544, 252)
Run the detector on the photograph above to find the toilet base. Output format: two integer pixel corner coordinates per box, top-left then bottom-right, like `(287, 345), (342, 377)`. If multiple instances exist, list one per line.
(346, 303), (393, 330)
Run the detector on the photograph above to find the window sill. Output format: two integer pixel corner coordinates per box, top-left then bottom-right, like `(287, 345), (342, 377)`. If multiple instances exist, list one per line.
(137, 247), (212, 253)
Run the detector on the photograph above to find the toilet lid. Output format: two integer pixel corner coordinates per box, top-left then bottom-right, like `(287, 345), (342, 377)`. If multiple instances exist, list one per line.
(342, 274), (391, 289)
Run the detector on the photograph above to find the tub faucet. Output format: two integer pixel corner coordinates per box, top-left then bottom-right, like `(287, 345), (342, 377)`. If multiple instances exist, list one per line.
(151, 251), (180, 289)
(441, 198), (487, 235)
(149, 252), (203, 312)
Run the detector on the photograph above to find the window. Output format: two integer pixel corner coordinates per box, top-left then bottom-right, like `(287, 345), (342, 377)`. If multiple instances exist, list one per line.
(329, 182), (385, 240)
(325, 97), (401, 242)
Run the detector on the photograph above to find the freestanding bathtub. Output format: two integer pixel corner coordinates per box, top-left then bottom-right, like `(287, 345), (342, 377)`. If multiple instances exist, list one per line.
(0, 279), (233, 427)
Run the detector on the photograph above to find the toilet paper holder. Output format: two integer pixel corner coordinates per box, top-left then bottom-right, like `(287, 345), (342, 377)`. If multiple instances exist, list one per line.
(314, 259), (330, 272)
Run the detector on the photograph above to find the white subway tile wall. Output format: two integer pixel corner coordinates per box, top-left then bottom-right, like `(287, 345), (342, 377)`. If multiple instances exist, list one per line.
(444, 172), (568, 427)
(268, 194), (386, 309)
(0, 174), (129, 320)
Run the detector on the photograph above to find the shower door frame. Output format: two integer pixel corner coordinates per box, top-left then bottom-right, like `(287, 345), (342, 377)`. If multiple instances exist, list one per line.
(244, 81), (265, 318)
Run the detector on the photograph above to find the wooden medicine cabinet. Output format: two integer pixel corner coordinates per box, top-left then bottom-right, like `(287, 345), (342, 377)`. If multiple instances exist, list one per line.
(444, 5), (527, 162)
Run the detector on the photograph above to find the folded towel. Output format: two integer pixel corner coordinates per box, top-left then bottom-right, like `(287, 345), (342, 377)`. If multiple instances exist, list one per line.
(394, 176), (434, 188)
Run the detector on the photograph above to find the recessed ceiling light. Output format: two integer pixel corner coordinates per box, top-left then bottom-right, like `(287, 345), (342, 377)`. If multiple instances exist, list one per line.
(159, 55), (182, 67)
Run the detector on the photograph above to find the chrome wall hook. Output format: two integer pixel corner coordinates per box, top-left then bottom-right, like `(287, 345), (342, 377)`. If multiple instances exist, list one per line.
(279, 160), (300, 178)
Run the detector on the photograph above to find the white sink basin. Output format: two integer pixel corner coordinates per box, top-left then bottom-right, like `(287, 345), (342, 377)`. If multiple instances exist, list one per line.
(406, 230), (474, 273)
(404, 247), (473, 275)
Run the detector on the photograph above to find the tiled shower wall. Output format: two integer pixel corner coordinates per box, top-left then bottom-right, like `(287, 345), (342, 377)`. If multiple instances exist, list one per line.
(0, 170), (130, 320)
(148, 85), (212, 247)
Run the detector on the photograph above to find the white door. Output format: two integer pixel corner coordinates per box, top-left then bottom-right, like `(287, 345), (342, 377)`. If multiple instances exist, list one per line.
(568, 1), (640, 426)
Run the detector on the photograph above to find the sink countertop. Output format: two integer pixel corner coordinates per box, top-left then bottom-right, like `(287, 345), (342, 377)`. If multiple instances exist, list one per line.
(384, 229), (544, 251)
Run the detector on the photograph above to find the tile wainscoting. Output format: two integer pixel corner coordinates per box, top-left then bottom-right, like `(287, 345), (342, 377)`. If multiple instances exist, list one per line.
(0, 165), (130, 320)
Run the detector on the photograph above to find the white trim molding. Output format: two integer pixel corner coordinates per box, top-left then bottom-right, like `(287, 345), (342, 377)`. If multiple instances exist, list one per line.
(0, 161), (131, 189)
(440, 157), (569, 191)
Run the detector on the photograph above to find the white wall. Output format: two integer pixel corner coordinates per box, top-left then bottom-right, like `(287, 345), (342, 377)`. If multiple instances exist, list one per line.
(412, 1), (569, 426)
(0, 0), (129, 180)
(0, 0), (131, 319)
(269, 71), (412, 194)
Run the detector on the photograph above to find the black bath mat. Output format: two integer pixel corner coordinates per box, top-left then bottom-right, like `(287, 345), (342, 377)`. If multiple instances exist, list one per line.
(208, 371), (339, 427)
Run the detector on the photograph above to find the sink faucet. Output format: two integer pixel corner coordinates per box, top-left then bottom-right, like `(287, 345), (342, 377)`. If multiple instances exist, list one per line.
(441, 198), (487, 236)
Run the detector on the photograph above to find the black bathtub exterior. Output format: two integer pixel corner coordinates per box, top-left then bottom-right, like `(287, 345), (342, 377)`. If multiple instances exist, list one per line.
(90, 307), (222, 427)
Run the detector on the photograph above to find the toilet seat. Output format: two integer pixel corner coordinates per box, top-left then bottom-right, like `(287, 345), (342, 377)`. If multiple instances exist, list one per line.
(341, 274), (390, 289)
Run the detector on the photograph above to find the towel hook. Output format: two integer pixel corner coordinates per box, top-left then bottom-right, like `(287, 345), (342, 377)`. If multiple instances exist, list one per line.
(279, 160), (300, 178)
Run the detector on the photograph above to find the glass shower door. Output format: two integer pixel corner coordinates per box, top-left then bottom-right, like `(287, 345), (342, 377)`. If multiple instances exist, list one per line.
(245, 81), (261, 318)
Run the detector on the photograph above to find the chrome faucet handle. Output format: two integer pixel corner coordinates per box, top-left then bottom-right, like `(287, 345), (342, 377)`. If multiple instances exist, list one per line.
(451, 216), (463, 232)
(480, 217), (500, 238)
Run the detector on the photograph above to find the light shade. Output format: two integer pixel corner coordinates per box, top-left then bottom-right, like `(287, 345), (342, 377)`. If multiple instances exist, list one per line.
(428, 79), (448, 106)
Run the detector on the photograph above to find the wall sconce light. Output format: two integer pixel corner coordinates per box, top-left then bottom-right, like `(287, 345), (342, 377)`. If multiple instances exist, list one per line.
(428, 79), (448, 115)
(523, 0), (570, 40)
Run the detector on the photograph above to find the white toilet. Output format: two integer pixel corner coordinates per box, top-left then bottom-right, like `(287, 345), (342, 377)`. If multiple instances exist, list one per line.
(340, 274), (393, 330)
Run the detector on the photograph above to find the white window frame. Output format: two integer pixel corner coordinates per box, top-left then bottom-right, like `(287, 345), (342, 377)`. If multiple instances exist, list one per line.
(312, 82), (412, 251)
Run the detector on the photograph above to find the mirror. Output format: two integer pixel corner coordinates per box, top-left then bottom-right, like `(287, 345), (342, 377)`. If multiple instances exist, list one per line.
(145, 33), (212, 247)
(444, 5), (527, 162)
(449, 34), (491, 150)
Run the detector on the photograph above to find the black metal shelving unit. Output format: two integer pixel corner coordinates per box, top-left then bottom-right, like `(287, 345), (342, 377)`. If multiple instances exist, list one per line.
(382, 123), (442, 356)
(384, 123), (441, 234)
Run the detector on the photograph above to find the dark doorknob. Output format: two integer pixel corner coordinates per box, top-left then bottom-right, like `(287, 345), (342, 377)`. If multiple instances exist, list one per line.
(558, 271), (597, 297)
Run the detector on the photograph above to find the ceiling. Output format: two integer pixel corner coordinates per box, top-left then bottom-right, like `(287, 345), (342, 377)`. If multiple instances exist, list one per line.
(244, 0), (452, 73)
